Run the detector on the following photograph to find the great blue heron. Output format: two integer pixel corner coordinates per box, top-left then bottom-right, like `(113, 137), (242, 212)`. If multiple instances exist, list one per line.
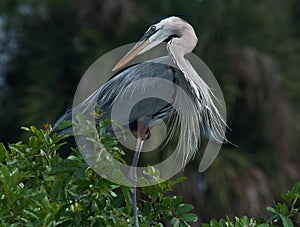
(54, 16), (226, 226)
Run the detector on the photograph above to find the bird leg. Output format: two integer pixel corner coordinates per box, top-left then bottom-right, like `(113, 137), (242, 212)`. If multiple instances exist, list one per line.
(128, 120), (149, 227)
(128, 138), (143, 227)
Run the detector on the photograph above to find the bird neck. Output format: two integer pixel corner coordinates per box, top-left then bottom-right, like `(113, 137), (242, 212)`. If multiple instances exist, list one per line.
(167, 42), (195, 77)
(167, 40), (209, 104)
(169, 24), (198, 55)
(166, 22), (198, 71)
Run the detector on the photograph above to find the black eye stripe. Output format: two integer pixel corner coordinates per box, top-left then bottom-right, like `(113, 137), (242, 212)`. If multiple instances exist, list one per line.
(163, 34), (179, 43)
(146, 27), (160, 37)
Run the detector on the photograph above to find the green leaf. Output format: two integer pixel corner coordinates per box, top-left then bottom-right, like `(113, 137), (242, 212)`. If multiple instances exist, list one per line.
(111, 194), (124, 208)
(58, 120), (73, 130)
(280, 193), (294, 203)
(219, 218), (227, 227)
(180, 213), (198, 223)
(210, 219), (221, 227)
(54, 203), (73, 221)
(241, 216), (249, 224)
(174, 220), (180, 227)
(76, 113), (88, 127)
(225, 216), (233, 227)
(121, 186), (132, 215)
(153, 224), (164, 227)
(23, 209), (40, 221)
(170, 196), (182, 208)
(50, 177), (64, 201)
(30, 126), (39, 136)
(32, 192), (47, 202)
(290, 182), (300, 194)
(176, 204), (194, 215)
(278, 203), (290, 216)
(266, 206), (277, 214)
(140, 223), (151, 227)
(279, 214), (294, 227)
(169, 176), (187, 187)
(43, 213), (54, 226)
(0, 143), (8, 162)
(48, 161), (78, 175)
(202, 224), (212, 227)
(257, 224), (270, 227)
(21, 126), (31, 132)
(143, 201), (152, 214)
(162, 197), (171, 208)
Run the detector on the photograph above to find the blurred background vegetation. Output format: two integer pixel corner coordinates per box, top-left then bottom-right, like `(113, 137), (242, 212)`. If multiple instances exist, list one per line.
(0, 0), (299, 225)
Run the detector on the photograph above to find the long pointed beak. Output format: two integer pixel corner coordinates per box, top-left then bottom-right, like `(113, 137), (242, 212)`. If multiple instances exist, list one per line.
(112, 37), (150, 71)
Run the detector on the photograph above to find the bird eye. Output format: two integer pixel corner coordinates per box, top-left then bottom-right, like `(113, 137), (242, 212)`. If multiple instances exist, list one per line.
(150, 25), (156, 31)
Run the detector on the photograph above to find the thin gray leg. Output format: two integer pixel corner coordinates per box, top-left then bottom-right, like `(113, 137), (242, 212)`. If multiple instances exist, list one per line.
(128, 138), (144, 227)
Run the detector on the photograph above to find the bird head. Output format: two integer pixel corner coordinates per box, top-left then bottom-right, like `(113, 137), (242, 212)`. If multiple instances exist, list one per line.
(112, 16), (195, 71)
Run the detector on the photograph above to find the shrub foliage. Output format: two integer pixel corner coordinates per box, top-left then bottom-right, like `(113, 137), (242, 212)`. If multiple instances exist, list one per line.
(0, 125), (299, 226)
(0, 126), (197, 226)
